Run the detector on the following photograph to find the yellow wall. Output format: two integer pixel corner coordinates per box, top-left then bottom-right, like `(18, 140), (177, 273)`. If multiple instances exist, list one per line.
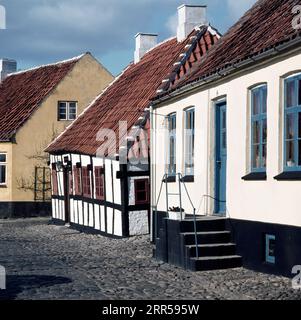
(7, 54), (113, 202)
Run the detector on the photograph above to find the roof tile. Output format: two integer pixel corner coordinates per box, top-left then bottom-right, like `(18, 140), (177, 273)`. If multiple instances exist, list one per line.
(47, 27), (219, 156)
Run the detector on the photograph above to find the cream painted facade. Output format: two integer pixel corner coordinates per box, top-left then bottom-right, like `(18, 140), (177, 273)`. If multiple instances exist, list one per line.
(151, 48), (301, 228)
(0, 54), (113, 210)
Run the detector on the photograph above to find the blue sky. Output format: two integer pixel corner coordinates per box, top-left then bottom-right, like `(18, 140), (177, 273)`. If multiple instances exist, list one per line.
(0, 0), (257, 76)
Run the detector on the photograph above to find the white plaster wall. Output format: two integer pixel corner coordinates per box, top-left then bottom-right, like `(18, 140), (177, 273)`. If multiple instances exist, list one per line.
(152, 50), (301, 227)
(129, 210), (149, 236)
(112, 160), (121, 205)
(100, 205), (106, 232)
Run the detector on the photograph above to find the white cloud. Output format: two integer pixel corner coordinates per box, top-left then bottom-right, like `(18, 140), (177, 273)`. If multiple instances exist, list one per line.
(226, 0), (257, 20)
(165, 13), (178, 36)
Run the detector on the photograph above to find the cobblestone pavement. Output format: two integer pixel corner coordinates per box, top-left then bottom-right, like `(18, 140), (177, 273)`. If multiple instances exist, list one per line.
(0, 218), (300, 300)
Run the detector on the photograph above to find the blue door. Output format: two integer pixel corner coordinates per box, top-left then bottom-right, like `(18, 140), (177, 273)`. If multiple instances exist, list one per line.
(215, 101), (227, 215)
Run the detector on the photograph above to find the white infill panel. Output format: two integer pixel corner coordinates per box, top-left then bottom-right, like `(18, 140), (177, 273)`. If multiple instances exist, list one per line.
(94, 204), (100, 230)
(100, 206), (106, 232)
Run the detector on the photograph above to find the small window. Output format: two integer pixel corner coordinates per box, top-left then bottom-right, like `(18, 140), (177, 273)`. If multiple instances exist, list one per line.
(95, 166), (105, 200)
(82, 167), (91, 198)
(58, 101), (77, 121)
(0, 153), (7, 185)
(134, 179), (149, 205)
(73, 166), (82, 195)
(184, 108), (195, 176)
(265, 234), (276, 264)
(51, 166), (58, 195)
(69, 171), (73, 195)
(250, 85), (267, 172)
(167, 113), (176, 176)
(284, 74), (301, 170)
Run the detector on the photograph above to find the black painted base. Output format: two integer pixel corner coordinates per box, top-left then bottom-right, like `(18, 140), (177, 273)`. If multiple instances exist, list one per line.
(226, 218), (301, 277)
(0, 201), (51, 219)
(69, 222), (125, 239)
(153, 211), (301, 277)
(50, 218), (125, 239)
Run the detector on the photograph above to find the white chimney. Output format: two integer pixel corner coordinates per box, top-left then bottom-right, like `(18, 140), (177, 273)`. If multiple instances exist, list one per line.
(177, 4), (207, 42)
(0, 59), (17, 82)
(134, 33), (158, 64)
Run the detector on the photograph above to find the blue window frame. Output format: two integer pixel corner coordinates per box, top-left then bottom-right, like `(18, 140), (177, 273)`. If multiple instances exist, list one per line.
(284, 74), (301, 171)
(265, 234), (275, 264)
(251, 85), (267, 172)
(184, 108), (195, 176)
(167, 113), (177, 176)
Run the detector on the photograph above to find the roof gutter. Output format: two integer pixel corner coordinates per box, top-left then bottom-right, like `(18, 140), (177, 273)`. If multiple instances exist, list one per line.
(152, 34), (301, 106)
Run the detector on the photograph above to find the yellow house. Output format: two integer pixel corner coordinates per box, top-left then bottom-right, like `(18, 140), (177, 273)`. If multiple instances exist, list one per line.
(0, 53), (114, 218)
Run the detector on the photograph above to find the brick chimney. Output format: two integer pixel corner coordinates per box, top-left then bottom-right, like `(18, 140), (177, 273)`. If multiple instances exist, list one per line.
(134, 33), (158, 64)
(0, 59), (17, 82)
(177, 4), (207, 42)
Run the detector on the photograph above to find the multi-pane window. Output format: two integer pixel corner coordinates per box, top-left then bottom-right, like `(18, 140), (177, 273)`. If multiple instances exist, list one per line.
(73, 166), (82, 195)
(69, 171), (73, 195)
(82, 167), (91, 198)
(134, 179), (149, 205)
(167, 113), (176, 176)
(251, 85), (267, 172)
(284, 74), (301, 170)
(184, 108), (195, 176)
(95, 166), (105, 200)
(58, 102), (77, 121)
(0, 153), (7, 185)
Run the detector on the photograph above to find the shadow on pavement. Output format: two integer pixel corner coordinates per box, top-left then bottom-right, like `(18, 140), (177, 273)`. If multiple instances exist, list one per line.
(0, 275), (72, 300)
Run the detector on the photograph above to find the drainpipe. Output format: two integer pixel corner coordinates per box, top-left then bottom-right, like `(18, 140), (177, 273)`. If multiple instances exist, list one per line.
(205, 89), (211, 216)
(150, 103), (155, 243)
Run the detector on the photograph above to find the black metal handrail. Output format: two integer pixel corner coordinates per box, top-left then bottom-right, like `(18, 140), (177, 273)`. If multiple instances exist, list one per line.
(177, 173), (199, 259)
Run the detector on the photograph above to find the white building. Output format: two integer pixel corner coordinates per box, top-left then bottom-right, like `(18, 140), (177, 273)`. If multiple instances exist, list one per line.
(151, 0), (301, 276)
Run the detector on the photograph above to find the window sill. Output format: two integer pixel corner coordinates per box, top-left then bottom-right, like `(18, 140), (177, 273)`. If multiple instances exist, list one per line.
(0, 184), (7, 188)
(180, 175), (194, 183)
(162, 175), (176, 183)
(274, 171), (301, 180)
(242, 172), (267, 181)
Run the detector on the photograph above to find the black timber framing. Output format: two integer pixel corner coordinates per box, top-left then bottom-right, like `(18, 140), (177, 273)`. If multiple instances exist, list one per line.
(120, 164), (130, 237)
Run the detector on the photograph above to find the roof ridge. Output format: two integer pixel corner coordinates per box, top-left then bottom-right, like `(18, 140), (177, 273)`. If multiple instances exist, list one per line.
(156, 25), (220, 93)
(7, 52), (88, 77)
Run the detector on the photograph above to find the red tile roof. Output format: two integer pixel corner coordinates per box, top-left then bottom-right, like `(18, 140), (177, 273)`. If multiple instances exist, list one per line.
(0, 54), (86, 141)
(158, 0), (301, 94)
(157, 26), (220, 93)
(47, 26), (219, 156)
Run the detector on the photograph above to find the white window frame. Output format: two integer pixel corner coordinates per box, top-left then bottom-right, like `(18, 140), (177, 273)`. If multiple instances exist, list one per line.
(184, 107), (195, 176)
(58, 101), (77, 121)
(167, 113), (177, 176)
(0, 153), (7, 186)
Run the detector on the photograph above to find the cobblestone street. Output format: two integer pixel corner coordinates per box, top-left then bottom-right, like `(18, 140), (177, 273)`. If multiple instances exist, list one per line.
(0, 218), (300, 300)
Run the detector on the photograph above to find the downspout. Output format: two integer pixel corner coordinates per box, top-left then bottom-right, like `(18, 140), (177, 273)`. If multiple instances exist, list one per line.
(205, 88), (211, 216)
(150, 103), (155, 242)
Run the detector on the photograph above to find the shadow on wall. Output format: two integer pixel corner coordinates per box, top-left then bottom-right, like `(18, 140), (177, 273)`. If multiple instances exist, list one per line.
(0, 275), (72, 300)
